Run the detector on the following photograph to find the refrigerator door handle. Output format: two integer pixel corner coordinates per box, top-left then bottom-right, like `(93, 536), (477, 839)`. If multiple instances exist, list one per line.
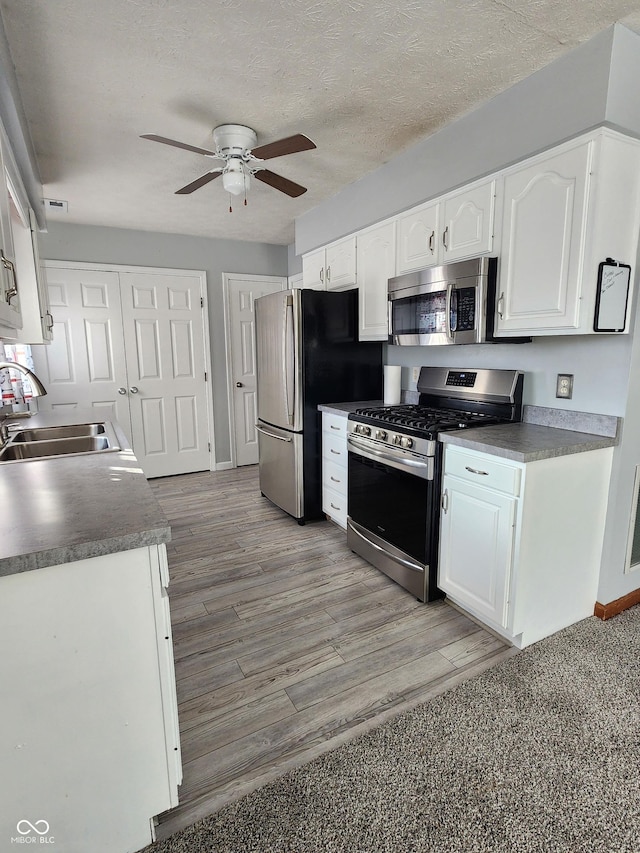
(284, 297), (294, 425)
(256, 424), (293, 443)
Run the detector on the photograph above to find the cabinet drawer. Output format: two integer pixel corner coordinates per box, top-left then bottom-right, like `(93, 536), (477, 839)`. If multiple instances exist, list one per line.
(323, 459), (347, 497)
(444, 448), (521, 496)
(323, 484), (347, 528)
(323, 432), (348, 467)
(322, 412), (348, 437)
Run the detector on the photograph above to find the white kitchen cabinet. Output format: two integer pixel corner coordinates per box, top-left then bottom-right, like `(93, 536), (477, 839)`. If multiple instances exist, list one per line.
(302, 235), (356, 291)
(395, 179), (495, 273)
(357, 220), (396, 340)
(0, 131), (21, 335)
(494, 129), (640, 336)
(0, 543), (181, 853)
(9, 207), (53, 343)
(322, 412), (349, 528)
(439, 443), (613, 648)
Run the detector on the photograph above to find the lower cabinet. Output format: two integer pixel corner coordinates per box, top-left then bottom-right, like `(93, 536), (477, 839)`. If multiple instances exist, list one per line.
(438, 444), (613, 648)
(322, 412), (349, 528)
(0, 544), (181, 853)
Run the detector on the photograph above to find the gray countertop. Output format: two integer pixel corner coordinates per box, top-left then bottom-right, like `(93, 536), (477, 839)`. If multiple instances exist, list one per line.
(0, 409), (170, 578)
(318, 400), (383, 416)
(440, 421), (617, 463)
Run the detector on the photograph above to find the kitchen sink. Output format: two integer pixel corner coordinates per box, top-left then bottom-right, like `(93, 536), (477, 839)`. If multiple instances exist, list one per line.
(10, 423), (107, 442)
(0, 421), (121, 462)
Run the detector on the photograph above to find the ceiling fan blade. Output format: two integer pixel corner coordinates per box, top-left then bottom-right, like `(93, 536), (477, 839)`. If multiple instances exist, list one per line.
(254, 169), (307, 197)
(251, 134), (316, 160)
(175, 170), (223, 194)
(141, 134), (216, 157)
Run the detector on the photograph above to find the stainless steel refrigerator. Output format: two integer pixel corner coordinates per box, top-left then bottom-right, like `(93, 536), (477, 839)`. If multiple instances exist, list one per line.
(255, 288), (383, 523)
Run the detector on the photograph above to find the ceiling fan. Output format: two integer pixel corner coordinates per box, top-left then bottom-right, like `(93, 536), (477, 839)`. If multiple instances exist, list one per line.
(141, 124), (316, 205)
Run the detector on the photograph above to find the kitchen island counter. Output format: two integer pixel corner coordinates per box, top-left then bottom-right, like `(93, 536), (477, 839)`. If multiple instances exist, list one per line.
(318, 400), (383, 417)
(0, 409), (170, 577)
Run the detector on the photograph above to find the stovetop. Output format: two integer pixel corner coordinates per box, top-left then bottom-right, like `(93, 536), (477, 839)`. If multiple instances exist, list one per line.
(351, 404), (501, 438)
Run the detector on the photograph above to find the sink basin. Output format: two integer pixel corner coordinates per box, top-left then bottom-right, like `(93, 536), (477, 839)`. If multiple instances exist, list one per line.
(0, 421), (121, 462)
(11, 423), (107, 442)
(0, 436), (113, 461)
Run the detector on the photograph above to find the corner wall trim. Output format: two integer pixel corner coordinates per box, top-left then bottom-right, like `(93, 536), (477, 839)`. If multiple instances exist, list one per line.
(594, 588), (640, 620)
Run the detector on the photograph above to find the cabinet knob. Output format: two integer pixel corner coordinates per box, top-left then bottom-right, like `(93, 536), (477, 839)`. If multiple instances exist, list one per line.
(118, 387), (127, 395)
(129, 386), (139, 394)
(236, 381), (244, 387)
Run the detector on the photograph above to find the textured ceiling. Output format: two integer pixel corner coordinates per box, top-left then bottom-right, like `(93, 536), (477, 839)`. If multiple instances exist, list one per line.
(2, 0), (640, 246)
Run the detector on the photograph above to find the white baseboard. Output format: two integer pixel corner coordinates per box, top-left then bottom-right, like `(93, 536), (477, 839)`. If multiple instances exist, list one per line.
(215, 461), (234, 471)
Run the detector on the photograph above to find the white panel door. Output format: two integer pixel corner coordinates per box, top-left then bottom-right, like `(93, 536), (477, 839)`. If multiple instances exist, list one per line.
(31, 267), (132, 434)
(120, 271), (210, 478)
(225, 274), (287, 466)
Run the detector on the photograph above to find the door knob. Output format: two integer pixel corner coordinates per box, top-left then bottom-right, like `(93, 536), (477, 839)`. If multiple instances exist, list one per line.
(129, 386), (139, 394)
(236, 382), (244, 387)
(118, 387), (127, 395)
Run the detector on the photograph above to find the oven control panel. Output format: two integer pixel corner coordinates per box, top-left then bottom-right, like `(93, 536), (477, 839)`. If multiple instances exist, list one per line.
(446, 371), (477, 387)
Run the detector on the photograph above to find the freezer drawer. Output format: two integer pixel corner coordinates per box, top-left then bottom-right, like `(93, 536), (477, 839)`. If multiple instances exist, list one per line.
(257, 421), (304, 519)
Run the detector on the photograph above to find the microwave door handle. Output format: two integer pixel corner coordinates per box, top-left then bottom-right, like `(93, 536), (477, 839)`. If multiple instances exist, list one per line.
(445, 282), (454, 342)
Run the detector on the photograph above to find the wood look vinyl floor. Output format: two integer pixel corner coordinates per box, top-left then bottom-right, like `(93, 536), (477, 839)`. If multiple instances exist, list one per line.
(149, 466), (515, 840)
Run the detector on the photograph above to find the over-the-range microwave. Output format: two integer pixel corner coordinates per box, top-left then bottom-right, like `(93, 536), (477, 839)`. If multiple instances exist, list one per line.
(388, 256), (530, 346)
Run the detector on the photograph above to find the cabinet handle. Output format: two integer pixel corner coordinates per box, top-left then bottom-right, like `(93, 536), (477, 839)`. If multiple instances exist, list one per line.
(45, 311), (54, 332)
(497, 292), (505, 320)
(330, 448), (341, 455)
(330, 475), (341, 483)
(441, 489), (448, 513)
(320, 267), (324, 283)
(330, 424), (340, 430)
(429, 230), (435, 253)
(326, 265), (331, 283)
(442, 226), (449, 250)
(1, 251), (18, 304)
(330, 502), (341, 510)
(465, 465), (489, 476)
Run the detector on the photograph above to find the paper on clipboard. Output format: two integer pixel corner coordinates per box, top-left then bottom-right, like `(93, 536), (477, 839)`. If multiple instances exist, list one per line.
(594, 259), (631, 332)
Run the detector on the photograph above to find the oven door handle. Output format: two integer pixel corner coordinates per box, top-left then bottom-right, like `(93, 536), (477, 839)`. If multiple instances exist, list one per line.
(347, 519), (425, 575)
(348, 436), (434, 480)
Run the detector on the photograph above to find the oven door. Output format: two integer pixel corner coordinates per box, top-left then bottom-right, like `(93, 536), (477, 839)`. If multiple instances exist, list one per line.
(347, 437), (441, 601)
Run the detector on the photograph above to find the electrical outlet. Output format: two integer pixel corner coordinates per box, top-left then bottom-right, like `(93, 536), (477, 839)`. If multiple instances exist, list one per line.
(556, 374), (574, 399)
(412, 367), (420, 383)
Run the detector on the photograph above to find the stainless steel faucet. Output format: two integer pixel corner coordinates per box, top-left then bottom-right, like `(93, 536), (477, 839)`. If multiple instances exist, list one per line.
(0, 361), (47, 446)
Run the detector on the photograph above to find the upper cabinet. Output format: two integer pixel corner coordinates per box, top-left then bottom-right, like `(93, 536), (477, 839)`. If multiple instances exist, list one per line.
(357, 220), (396, 340)
(396, 179), (495, 274)
(0, 120), (53, 343)
(494, 129), (640, 337)
(0, 134), (21, 334)
(302, 235), (356, 291)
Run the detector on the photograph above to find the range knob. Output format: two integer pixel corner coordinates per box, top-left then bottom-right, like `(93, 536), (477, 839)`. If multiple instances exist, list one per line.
(393, 434), (403, 446)
(402, 436), (414, 449)
(375, 429), (387, 441)
(356, 424), (371, 436)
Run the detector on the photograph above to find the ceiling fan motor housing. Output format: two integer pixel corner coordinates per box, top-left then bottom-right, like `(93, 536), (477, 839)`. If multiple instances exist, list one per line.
(213, 124), (258, 159)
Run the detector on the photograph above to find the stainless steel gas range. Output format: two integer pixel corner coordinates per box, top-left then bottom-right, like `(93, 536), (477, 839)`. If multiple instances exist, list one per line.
(347, 366), (523, 602)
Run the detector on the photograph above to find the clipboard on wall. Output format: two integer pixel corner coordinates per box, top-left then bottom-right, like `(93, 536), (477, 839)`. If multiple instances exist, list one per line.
(594, 258), (631, 332)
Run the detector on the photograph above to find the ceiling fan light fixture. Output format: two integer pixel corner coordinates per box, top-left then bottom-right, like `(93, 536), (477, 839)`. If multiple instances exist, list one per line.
(222, 160), (249, 196)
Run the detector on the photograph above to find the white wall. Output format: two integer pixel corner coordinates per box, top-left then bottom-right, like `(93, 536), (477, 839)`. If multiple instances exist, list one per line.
(39, 221), (288, 465)
(388, 334), (633, 415)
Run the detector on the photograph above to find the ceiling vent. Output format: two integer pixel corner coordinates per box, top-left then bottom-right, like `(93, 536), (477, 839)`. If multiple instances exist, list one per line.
(43, 198), (68, 213)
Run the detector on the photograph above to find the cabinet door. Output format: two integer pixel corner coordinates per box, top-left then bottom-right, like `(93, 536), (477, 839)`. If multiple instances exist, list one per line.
(8, 207), (52, 343)
(357, 221), (396, 340)
(439, 474), (515, 627)
(441, 180), (495, 262)
(325, 236), (356, 290)
(301, 248), (326, 289)
(396, 202), (439, 273)
(0, 137), (21, 333)
(496, 142), (591, 334)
